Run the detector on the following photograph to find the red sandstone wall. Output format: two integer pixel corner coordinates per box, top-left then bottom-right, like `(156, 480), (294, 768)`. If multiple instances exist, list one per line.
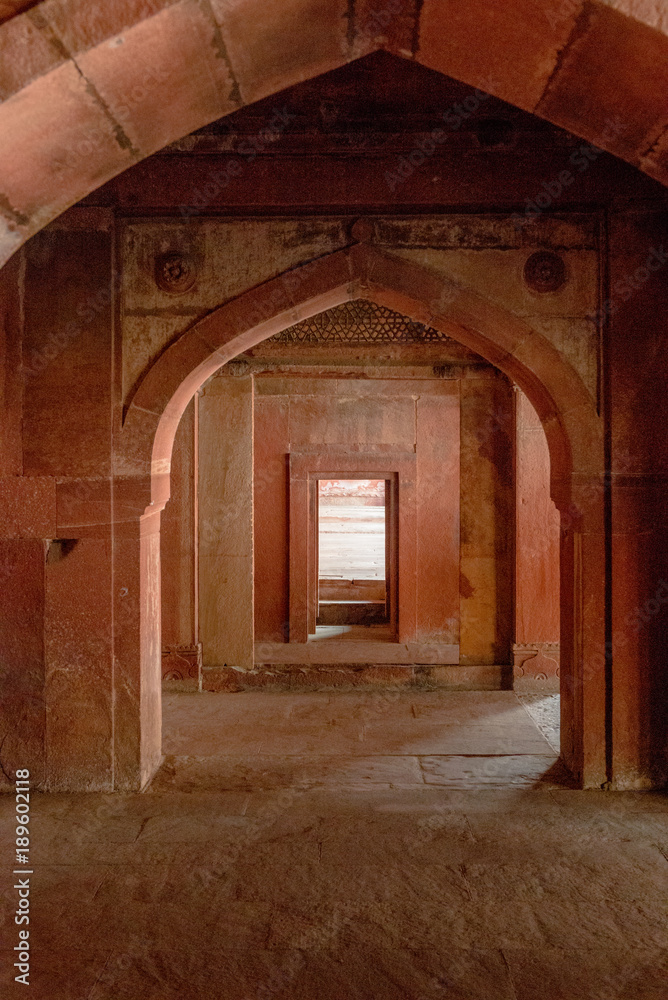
(0, 223), (118, 789)
(253, 390), (290, 643)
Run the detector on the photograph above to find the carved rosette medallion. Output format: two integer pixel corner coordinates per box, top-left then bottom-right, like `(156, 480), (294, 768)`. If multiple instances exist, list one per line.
(523, 251), (567, 293)
(154, 253), (197, 294)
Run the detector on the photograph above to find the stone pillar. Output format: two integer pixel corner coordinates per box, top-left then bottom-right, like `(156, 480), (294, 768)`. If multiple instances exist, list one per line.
(513, 389), (561, 690)
(198, 373), (254, 670)
(559, 474), (608, 789)
(607, 207), (668, 789)
(44, 535), (114, 791)
(13, 220), (124, 791)
(459, 373), (514, 665)
(160, 397), (200, 684)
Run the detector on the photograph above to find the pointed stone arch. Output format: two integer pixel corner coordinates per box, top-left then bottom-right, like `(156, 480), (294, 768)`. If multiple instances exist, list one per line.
(121, 243), (606, 790)
(0, 0), (667, 263)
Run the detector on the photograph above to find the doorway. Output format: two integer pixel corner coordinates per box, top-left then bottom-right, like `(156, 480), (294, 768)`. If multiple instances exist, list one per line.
(317, 478), (389, 629)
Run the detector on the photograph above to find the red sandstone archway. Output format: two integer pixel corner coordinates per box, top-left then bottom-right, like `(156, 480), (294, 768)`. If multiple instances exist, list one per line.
(0, 1), (667, 264)
(121, 244), (606, 790)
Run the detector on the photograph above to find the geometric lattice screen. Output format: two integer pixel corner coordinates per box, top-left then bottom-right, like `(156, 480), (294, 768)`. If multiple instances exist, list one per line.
(269, 300), (451, 344)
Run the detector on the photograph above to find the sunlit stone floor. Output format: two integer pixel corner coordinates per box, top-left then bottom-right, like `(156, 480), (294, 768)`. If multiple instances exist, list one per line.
(1, 690), (666, 999)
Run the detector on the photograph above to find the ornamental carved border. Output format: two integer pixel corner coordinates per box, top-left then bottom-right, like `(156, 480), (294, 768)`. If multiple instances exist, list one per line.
(270, 300), (452, 344)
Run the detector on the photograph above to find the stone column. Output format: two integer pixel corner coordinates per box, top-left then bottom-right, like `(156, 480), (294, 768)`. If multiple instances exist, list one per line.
(198, 373), (254, 670)
(607, 207), (668, 789)
(558, 474), (607, 789)
(513, 389), (561, 691)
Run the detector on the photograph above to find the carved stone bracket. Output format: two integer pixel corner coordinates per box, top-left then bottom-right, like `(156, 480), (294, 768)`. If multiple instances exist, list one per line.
(513, 642), (560, 691)
(161, 643), (202, 683)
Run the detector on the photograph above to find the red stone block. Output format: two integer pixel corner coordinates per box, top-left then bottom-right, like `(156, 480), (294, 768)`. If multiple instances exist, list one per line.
(76, 0), (239, 159)
(22, 229), (113, 478)
(0, 254), (23, 474)
(0, 11), (63, 100)
(416, 391), (460, 643)
(0, 539), (46, 786)
(211, 0), (349, 105)
(418, 0), (581, 112)
(55, 478), (112, 536)
(515, 392), (560, 646)
(0, 1), (39, 25)
(37, 0), (169, 54)
(44, 537), (114, 789)
(352, 0), (416, 59)
(112, 476), (154, 523)
(0, 61), (134, 224)
(359, 665), (415, 685)
(0, 476), (57, 537)
(253, 394), (290, 643)
(161, 399), (196, 648)
(537, 3), (668, 163)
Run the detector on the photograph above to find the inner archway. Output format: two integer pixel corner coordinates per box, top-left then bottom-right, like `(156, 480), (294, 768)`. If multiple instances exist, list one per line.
(124, 243), (605, 789)
(160, 294), (562, 783)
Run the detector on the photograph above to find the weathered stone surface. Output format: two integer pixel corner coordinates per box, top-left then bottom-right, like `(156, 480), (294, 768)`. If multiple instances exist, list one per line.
(0, 60), (135, 228)
(22, 228), (113, 478)
(4, 691), (667, 995)
(35, 0), (172, 54)
(75, 0), (239, 158)
(515, 390), (560, 647)
(537, 2), (668, 164)
(210, 0), (350, 104)
(418, 0), (583, 112)
(44, 537), (114, 791)
(198, 376), (253, 670)
(459, 376), (514, 666)
(0, 476), (56, 537)
(0, 539), (46, 787)
(0, 10), (63, 99)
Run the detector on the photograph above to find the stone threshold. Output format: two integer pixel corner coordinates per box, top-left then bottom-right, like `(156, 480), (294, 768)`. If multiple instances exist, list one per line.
(254, 641), (459, 664)
(196, 663), (514, 693)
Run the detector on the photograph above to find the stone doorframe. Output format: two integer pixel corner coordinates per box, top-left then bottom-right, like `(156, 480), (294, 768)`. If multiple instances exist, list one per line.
(288, 456), (411, 645)
(117, 242), (605, 791)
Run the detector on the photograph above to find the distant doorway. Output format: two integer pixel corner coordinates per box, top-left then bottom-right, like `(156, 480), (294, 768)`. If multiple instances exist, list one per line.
(317, 478), (390, 630)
